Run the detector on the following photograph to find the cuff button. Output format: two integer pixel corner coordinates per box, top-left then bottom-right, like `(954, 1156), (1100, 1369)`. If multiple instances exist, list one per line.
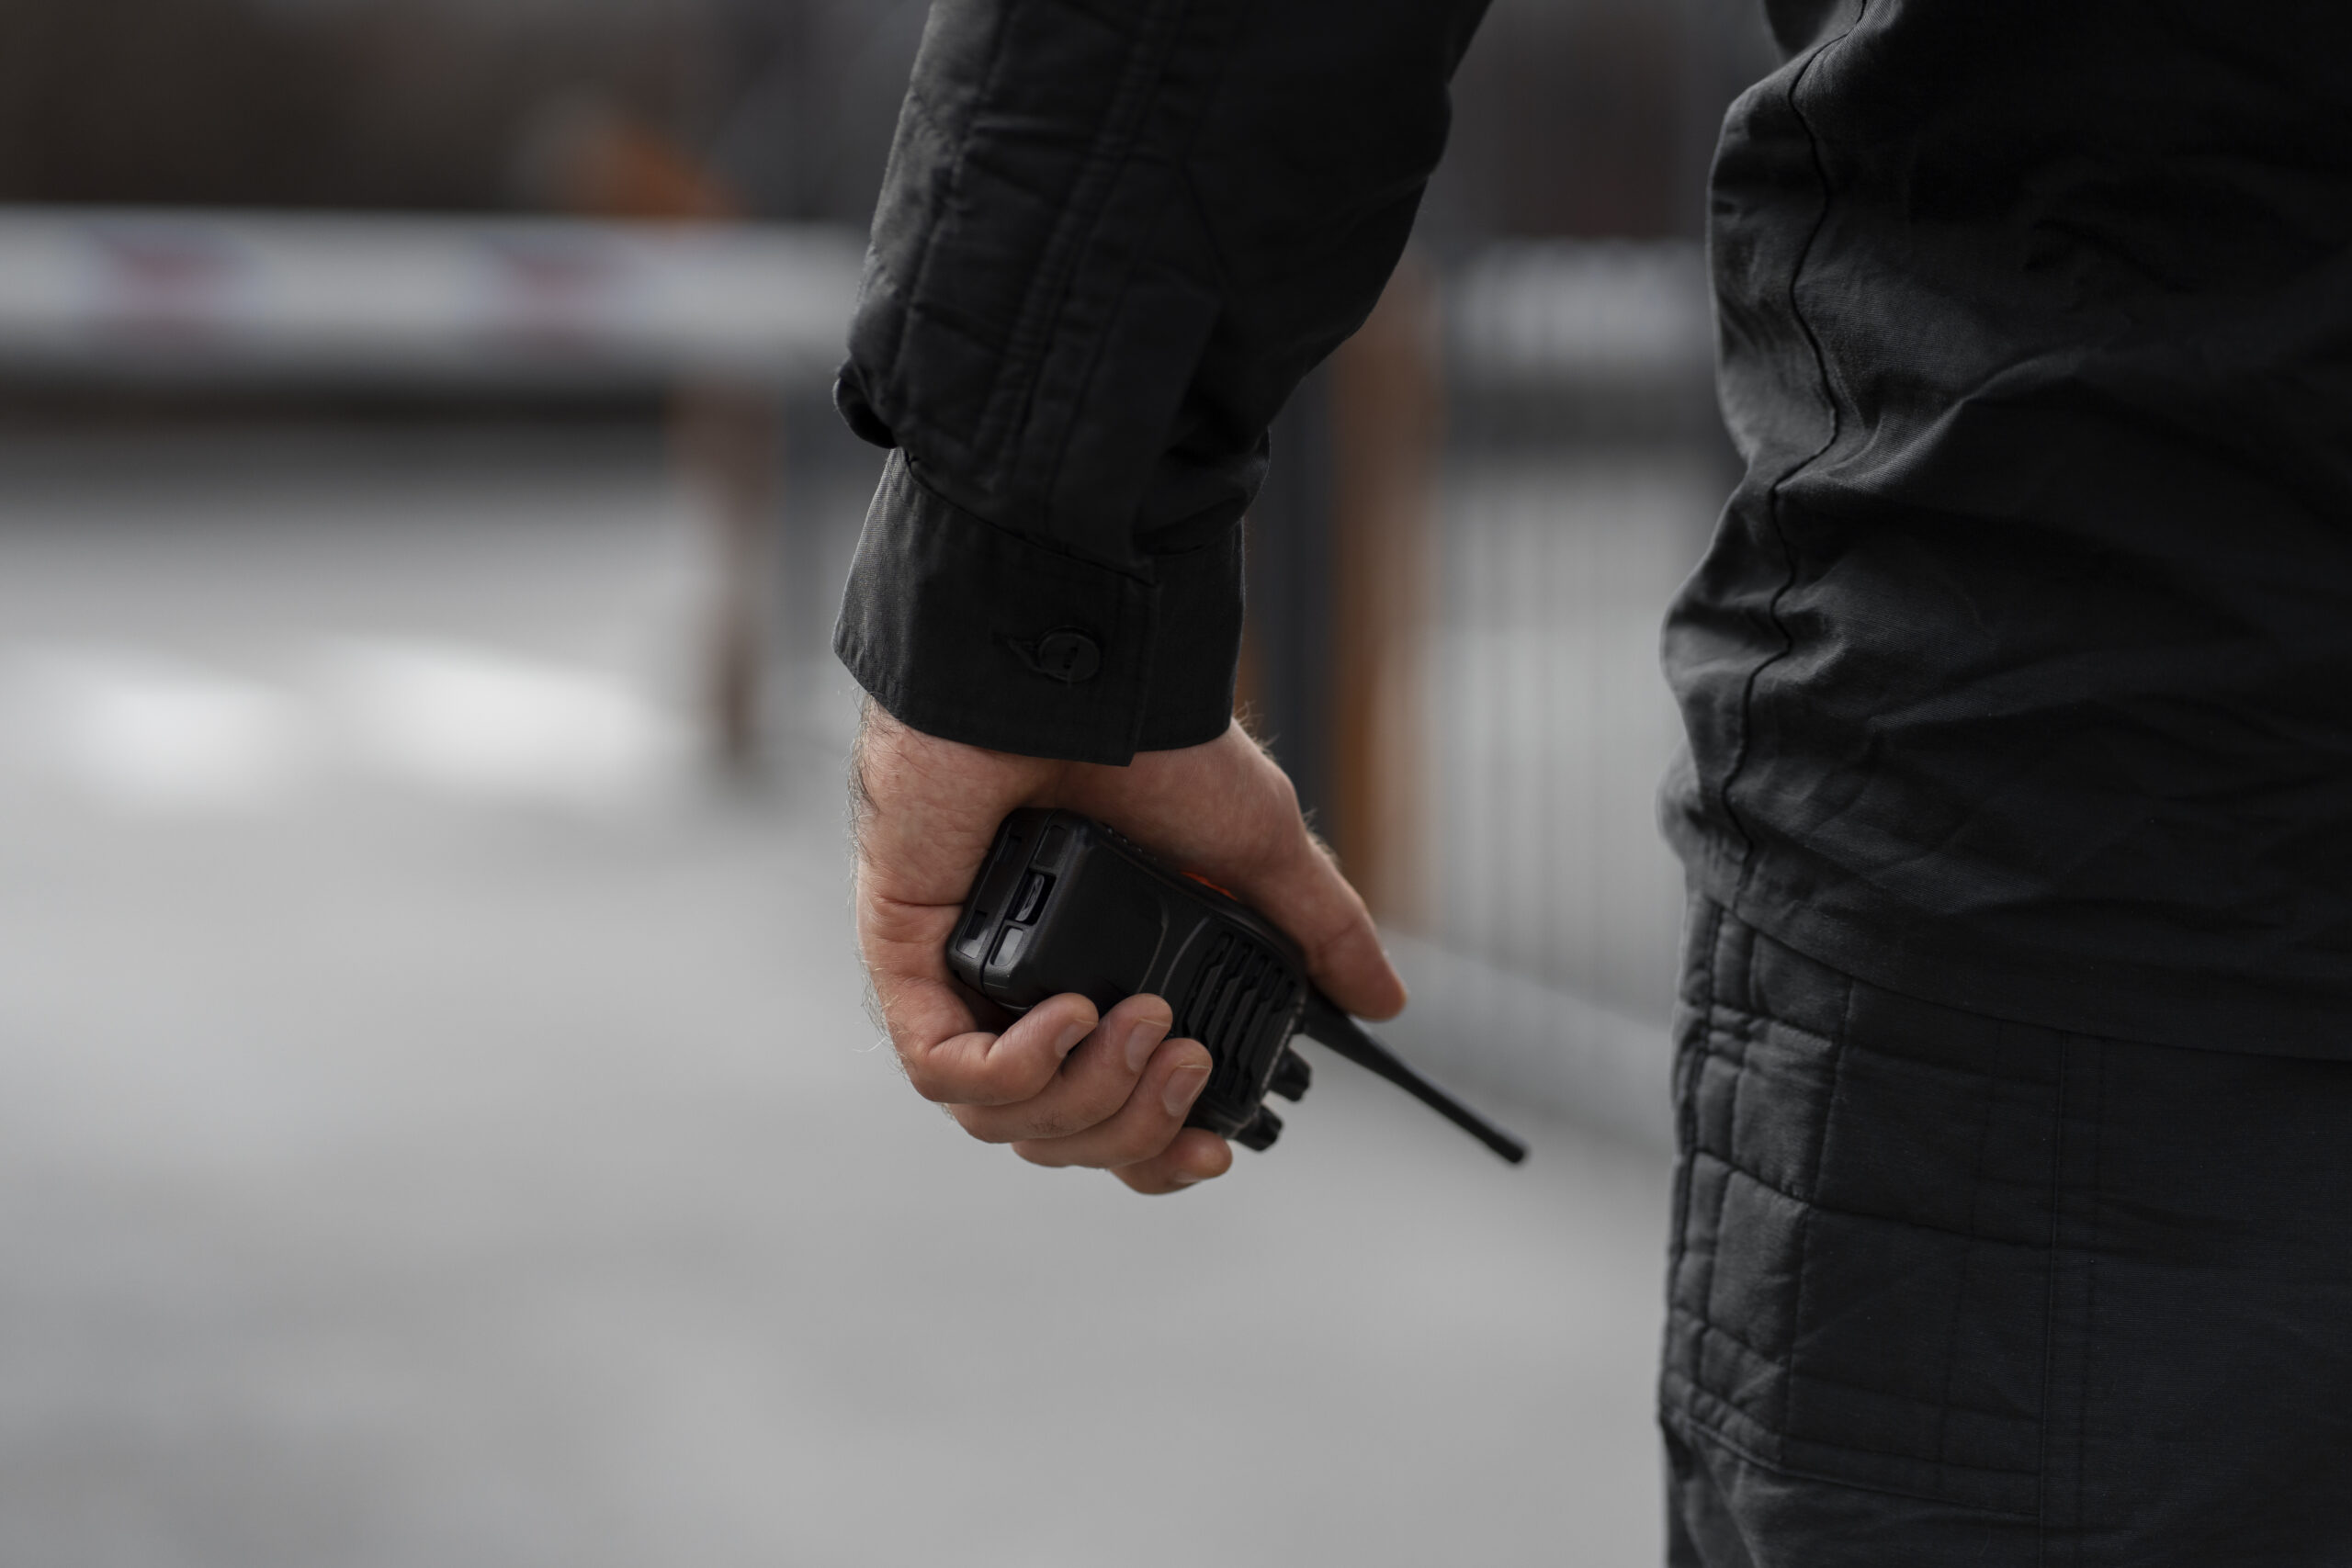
(1008, 628), (1102, 685)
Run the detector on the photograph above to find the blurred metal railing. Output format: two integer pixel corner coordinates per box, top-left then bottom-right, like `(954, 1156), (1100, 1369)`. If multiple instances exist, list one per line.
(1370, 241), (1727, 1148)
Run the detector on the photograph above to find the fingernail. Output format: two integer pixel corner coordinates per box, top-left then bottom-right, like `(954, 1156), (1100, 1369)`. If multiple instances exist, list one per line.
(1123, 1016), (1170, 1075)
(1170, 1170), (1205, 1188)
(1055, 1021), (1091, 1060)
(1162, 1063), (1210, 1118)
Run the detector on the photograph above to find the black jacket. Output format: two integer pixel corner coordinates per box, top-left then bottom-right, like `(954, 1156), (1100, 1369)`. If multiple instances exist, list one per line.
(837, 0), (2352, 1057)
(833, 0), (1490, 763)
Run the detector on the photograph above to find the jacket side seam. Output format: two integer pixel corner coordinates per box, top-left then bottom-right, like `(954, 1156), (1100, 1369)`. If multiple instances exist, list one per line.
(1721, 6), (1865, 902)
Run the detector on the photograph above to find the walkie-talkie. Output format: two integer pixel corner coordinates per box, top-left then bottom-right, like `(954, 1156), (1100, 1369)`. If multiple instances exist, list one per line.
(946, 808), (1527, 1163)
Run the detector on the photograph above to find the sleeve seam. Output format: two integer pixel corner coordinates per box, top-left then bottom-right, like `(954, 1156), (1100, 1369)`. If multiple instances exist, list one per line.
(978, 0), (1198, 482)
(899, 453), (1157, 587)
(888, 4), (1022, 440)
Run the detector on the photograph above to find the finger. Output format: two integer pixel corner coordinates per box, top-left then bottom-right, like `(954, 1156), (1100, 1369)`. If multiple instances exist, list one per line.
(1010, 1038), (1214, 1170)
(854, 855), (968, 1019)
(1173, 801), (1405, 1021)
(1227, 828), (1408, 1021)
(856, 856), (1087, 1105)
(1113, 1128), (1236, 1195)
(899, 987), (1100, 1107)
(951, 994), (1173, 1144)
(1071, 724), (1408, 1022)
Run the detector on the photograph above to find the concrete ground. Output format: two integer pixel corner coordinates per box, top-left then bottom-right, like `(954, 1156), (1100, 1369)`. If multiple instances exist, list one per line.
(0, 424), (1672, 1568)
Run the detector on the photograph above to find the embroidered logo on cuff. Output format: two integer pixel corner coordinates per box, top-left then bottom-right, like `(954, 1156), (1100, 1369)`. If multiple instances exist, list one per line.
(1002, 628), (1102, 685)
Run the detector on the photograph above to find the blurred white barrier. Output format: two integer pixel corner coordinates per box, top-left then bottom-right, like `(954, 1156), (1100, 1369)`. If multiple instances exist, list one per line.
(0, 208), (865, 389)
(1448, 238), (1713, 390)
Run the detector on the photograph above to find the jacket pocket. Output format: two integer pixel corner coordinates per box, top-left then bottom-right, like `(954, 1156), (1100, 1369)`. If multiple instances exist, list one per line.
(1662, 908), (2065, 1517)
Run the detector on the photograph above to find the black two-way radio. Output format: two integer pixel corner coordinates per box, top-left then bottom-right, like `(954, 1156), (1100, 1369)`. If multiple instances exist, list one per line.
(946, 809), (1527, 1163)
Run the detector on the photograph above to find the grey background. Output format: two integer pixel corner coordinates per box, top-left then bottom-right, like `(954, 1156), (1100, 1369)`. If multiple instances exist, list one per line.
(0, 427), (1673, 1567)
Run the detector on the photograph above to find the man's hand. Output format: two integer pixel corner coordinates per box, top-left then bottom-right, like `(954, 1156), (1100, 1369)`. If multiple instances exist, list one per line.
(852, 704), (1406, 1194)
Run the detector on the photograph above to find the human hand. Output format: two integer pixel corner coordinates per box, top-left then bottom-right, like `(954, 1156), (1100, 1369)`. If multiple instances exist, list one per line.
(852, 704), (1405, 1194)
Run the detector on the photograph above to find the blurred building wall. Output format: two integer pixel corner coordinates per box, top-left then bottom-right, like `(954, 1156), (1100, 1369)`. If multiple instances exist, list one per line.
(0, 0), (1772, 237)
(0, 0), (678, 212)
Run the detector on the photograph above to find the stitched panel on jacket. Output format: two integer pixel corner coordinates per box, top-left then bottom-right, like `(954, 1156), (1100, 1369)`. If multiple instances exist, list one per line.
(1663, 908), (2066, 1517)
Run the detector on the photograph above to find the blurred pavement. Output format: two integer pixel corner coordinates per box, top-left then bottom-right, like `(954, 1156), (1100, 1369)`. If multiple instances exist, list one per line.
(0, 425), (1671, 1568)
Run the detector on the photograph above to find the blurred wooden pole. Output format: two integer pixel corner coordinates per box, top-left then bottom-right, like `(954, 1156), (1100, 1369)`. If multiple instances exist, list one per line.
(671, 388), (778, 773)
(1238, 367), (1338, 826)
(528, 97), (779, 776)
(1328, 259), (1442, 928)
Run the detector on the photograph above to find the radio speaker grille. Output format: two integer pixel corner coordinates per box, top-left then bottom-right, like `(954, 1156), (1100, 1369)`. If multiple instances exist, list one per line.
(1177, 933), (1296, 1099)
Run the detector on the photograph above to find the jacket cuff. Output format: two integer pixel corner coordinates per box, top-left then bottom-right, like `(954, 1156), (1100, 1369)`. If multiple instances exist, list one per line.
(834, 454), (1241, 765)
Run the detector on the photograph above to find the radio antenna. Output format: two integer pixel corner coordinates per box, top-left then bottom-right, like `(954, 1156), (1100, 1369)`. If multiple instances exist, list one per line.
(1298, 994), (1529, 1164)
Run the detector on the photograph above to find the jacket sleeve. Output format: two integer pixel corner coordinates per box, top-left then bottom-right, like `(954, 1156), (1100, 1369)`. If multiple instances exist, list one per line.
(832, 0), (1490, 764)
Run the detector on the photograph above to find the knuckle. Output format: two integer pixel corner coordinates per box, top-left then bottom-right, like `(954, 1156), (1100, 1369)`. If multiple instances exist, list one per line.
(900, 1054), (958, 1104)
(951, 1107), (1018, 1145)
(1022, 1106), (1086, 1142)
(977, 1064), (1057, 1109)
(1104, 1122), (1180, 1170)
(910, 1049), (1036, 1108)
(1303, 927), (1357, 976)
(1009, 1090), (1120, 1148)
(1262, 774), (1301, 824)
(1038, 1077), (1130, 1138)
